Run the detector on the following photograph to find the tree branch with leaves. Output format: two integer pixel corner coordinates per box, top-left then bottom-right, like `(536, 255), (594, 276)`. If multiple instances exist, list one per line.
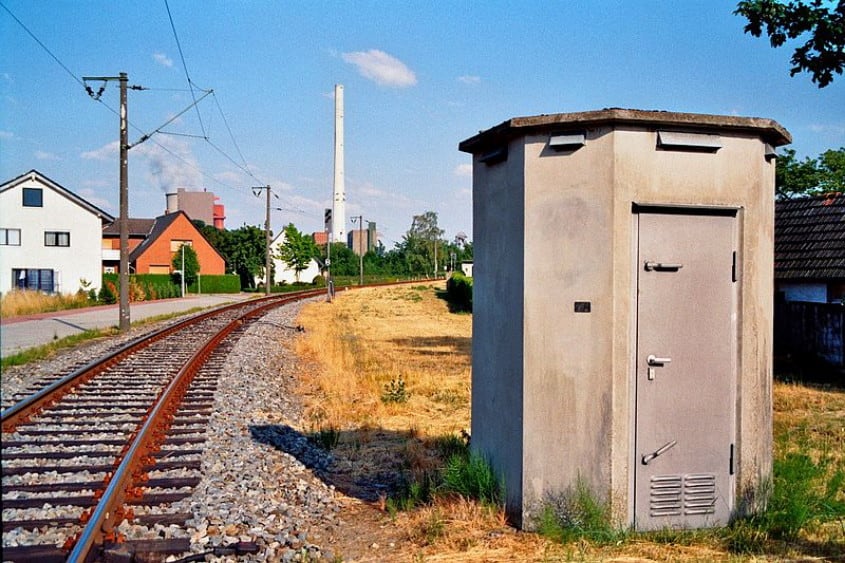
(735, 0), (845, 87)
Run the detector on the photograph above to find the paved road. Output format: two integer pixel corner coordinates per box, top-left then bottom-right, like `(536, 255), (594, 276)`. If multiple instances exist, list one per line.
(0, 294), (256, 358)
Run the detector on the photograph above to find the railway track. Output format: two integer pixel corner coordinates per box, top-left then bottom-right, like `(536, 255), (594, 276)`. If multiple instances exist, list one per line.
(1, 290), (325, 563)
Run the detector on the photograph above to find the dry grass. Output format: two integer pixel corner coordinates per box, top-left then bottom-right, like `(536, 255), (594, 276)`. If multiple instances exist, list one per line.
(0, 289), (93, 318)
(294, 282), (845, 562)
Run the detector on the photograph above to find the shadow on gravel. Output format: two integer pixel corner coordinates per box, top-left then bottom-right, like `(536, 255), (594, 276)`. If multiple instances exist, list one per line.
(249, 424), (427, 504)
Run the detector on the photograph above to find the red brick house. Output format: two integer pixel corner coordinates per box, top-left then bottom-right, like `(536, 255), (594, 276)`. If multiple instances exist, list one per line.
(102, 211), (225, 275)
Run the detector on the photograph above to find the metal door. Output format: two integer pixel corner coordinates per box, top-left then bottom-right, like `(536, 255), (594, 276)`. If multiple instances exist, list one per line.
(634, 209), (736, 530)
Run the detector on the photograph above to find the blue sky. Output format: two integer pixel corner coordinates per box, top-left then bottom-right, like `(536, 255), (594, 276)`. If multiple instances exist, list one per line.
(2, 1), (843, 246)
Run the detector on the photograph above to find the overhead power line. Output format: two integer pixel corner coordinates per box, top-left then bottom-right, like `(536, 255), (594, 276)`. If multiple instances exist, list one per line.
(3, 0), (276, 207)
(0, 1), (85, 89)
(164, 0), (207, 139)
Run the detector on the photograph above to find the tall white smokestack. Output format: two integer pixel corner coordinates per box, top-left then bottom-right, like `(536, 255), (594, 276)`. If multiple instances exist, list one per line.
(332, 84), (346, 243)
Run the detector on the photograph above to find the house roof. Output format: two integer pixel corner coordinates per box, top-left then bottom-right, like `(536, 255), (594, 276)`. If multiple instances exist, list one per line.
(775, 193), (845, 281)
(107, 211), (225, 265)
(458, 108), (791, 154)
(102, 218), (156, 237)
(128, 212), (184, 262)
(0, 169), (115, 223)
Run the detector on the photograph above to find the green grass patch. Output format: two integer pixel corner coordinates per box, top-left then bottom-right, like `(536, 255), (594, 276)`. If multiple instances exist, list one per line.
(439, 450), (502, 506)
(538, 478), (625, 545)
(1, 328), (117, 369)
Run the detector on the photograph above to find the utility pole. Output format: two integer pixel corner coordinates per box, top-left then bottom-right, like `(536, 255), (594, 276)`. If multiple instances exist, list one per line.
(83, 72), (131, 332)
(118, 73), (129, 329)
(252, 186), (272, 295)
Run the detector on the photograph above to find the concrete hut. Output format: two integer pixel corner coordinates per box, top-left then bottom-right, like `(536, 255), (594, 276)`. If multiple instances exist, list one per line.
(458, 109), (791, 530)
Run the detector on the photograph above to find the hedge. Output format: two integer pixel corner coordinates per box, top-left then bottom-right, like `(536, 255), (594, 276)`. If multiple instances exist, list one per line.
(446, 272), (473, 312)
(188, 274), (241, 294)
(102, 273), (241, 301)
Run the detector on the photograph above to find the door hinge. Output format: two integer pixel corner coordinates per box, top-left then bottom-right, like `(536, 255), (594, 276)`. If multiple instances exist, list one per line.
(729, 443), (735, 475)
(732, 251), (738, 283)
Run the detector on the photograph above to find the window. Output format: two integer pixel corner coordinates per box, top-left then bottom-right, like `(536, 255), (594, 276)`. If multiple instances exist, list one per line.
(170, 239), (193, 252)
(12, 268), (55, 292)
(22, 188), (43, 207)
(0, 228), (21, 245)
(45, 231), (70, 247)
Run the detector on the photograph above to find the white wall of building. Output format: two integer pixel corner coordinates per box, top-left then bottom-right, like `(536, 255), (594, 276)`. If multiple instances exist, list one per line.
(269, 234), (322, 285)
(778, 282), (828, 303)
(0, 173), (108, 295)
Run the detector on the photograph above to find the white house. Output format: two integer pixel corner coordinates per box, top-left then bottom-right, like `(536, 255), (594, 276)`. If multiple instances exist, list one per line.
(0, 170), (114, 295)
(270, 232), (322, 285)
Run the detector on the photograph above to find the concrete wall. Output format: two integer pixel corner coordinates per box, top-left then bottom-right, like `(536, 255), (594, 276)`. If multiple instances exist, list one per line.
(0, 175), (105, 294)
(470, 139), (526, 524)
(521, 128), (617, 524)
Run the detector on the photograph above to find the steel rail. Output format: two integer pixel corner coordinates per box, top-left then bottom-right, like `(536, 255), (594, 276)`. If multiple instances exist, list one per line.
(0, 294), (284, 432)
(66, 291), (321, 562)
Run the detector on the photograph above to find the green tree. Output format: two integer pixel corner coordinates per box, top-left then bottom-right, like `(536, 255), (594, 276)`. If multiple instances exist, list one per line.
(777, 147), (845, 199)
(398, 211), (446, 277)
(735, 0), (845, 87)
(276, 223), (318, 283)
(320, 242), (358, 276)
(228, 225), (268, 289)
(171, 244), (200, 287)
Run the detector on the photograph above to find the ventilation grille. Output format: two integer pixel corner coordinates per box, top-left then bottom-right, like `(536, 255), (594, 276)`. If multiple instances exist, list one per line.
(650, 474), (717, 517)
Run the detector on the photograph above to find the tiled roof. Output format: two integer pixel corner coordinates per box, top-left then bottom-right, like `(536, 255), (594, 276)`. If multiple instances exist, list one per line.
(128, 212), (183, 262)
(775, 193), (845, 280)
(102, 218), (156, 237)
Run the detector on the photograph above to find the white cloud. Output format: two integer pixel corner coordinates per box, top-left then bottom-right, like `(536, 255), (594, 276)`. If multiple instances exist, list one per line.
(342, 49), (417, 88)
(0, 130), (13, 139)
(153, 52), (174, 68)
(457, 75), (481, 85)
(809, 123), (845, 135)
(35, 150), (60, 161)
(454, 163), (472, 177)
(81, 141), (119, 161)
(77, 188), (113, 211)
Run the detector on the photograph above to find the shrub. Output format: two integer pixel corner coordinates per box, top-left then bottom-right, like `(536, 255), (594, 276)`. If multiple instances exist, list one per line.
(312, 275), (327, 287)
(98, 281), (117, 304)
(445, 272), (472, 312)
(382, 375), (411, 404)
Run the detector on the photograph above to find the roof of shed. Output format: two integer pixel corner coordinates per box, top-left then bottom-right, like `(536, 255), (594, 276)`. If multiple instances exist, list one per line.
(775, 193), (845, 281)
(458, 108), (791, 154)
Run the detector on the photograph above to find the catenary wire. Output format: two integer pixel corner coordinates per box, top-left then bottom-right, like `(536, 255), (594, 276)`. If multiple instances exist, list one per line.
(164, 0), (207, 140)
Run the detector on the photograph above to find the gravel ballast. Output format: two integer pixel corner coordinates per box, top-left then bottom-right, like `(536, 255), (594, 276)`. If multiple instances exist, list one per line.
(2, 300), (372, 562)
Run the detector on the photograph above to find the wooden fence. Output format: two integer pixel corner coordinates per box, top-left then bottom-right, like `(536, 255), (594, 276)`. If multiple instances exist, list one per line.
(774, 301), (844, 376)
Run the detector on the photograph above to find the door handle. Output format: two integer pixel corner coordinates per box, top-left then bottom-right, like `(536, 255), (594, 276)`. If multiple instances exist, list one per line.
(644, 261), (683, 272)
(647, 354), (671, 366)
(642, 440), (677, 465)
